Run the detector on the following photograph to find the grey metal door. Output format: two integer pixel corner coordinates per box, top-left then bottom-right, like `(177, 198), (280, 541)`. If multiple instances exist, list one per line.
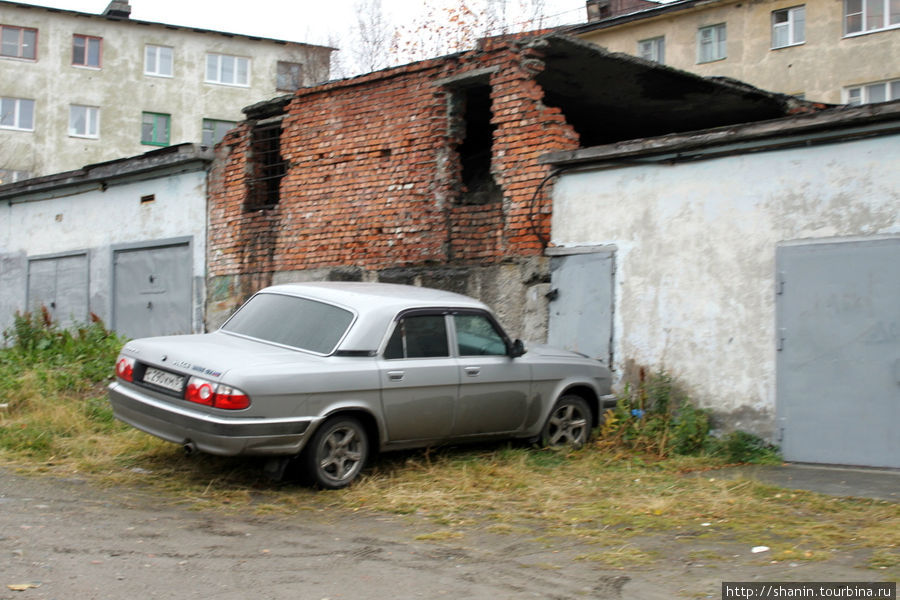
(547, 250), (615, 365)
(776, 238), (900, 468)
(26, 253), (89, 327)
(113, 243), (192, 339)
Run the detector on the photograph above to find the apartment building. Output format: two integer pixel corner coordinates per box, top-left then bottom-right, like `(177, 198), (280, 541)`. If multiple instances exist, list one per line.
(0, 0), (332, 183)
(571, 0), (899, 104)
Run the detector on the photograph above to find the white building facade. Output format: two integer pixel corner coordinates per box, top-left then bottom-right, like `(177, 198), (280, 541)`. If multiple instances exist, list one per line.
(0, 143), (212, 339)
(0, 0), (332, 182)
(544, 101), (900, 468)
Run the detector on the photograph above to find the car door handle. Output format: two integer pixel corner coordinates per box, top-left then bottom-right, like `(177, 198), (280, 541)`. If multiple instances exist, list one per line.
(464, 366), (481, 377)
(387, 371), (405, 381)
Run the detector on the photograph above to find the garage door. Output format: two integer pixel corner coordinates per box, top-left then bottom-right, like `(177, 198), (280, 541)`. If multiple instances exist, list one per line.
(27, 253), (89, 328)
(113, 242), (192, 339)
(775, 238), (900, 468)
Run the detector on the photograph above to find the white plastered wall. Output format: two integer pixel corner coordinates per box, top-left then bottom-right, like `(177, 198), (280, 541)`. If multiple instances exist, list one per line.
(550, 134), (900, 433)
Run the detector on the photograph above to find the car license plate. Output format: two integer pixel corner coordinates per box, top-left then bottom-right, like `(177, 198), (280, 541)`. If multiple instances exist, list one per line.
(143, 367), (184, 393)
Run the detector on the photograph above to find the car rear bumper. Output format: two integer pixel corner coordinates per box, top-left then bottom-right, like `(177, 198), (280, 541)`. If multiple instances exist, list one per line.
(108, 382), (315, 456)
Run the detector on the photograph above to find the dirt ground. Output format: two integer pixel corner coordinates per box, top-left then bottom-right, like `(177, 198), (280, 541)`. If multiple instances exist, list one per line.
(0, 468), (892, 600)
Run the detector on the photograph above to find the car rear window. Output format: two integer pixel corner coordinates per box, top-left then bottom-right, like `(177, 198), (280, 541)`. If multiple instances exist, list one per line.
(221, 293), (354, 354)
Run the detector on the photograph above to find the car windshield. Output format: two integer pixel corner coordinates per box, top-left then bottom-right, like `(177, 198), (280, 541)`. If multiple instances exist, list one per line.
(221, 293), (354, 354)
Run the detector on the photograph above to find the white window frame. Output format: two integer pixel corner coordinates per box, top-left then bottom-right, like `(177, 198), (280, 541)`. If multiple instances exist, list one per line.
(637, 36), (665, 64)
(772, 5), (806, 48)
(844, 0), (900, 35)
(205, 53), (250, 87)
(844, 79), (900, 105)
(144, 44), (173, 77)
(1, 97), (35, 131)
(697, 23), (727, 63)
(1, 25), (37, 60)
(69, 104), (99, 138)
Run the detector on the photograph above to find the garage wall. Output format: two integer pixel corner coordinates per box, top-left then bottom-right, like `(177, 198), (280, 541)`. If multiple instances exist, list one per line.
(0, 169), (208, 336)
(550, 134), (900, 437)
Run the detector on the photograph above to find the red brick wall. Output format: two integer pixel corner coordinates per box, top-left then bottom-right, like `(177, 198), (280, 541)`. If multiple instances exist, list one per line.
(207, 38), (580, 280)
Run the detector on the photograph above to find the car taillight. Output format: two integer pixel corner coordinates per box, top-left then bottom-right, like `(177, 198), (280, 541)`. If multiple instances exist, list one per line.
(116, 356), (135, 382)
(185, 377), (250, 410)
(186, 378), (215, 406)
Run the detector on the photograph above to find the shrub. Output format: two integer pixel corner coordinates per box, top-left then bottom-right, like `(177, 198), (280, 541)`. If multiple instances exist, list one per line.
(1, 309), (124, 387)
(0, 309), (126, 459)
(600, 368), (710, 458)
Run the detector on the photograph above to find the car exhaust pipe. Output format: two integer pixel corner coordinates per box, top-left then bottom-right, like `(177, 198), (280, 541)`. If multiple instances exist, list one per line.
(183, 441), (197, 455)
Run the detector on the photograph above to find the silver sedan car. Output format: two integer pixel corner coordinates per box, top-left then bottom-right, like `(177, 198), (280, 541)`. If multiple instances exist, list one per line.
(108, 282), (613, 488)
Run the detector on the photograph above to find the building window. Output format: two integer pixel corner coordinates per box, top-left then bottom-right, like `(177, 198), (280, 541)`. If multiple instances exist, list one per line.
(276, 61), (303, 91)
(772, 6), (806, 47)
(205, 53), (250, 86)
(246, 120), (285, 209)
(637, 36), (665, 63)
(69, 105), (99, 138)
(1, 25), (37, 60)
(697, 23), (727, 63)
(201, 118), (235, 147)
(141, 112), (170, 146)
(0, 169), (30, 185)
(1, 97), (35, 131)
(72, 34), (101, 67)
(844, 0), (900, 34)
(845, 79), (900, 104)
(144, 44), (173, 77)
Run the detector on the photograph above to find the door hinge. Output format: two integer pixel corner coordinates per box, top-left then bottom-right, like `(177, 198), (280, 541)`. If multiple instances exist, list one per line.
(776, 271), (786, 296)
(777, 328), (786, 351)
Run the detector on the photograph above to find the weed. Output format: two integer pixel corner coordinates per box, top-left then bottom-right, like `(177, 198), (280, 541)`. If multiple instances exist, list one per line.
(0, 310), (126, 461)
(600, 368), (711, 457)
(711, 430), (781, 464)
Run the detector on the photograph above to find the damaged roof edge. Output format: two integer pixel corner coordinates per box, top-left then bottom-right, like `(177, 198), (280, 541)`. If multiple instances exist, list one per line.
(243, 95), (294, 120)
(0, 143), (214, 202)
(530, 33), (821, 112)
(540, 100), (900, 167)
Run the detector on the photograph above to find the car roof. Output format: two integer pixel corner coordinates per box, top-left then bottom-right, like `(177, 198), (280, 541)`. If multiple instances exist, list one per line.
(256, 282), (493, 352)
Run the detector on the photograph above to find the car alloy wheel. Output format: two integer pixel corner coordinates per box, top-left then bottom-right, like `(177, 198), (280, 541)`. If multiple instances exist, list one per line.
(542, 395), (591, 449)
(306, 416), (368, 489)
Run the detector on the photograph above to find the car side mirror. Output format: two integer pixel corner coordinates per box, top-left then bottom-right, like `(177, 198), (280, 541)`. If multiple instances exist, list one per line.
(509, 339), (526, 358)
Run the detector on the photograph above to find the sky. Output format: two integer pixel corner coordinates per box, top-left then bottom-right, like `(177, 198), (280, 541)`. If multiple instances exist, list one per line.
(12, 0), (591, 48)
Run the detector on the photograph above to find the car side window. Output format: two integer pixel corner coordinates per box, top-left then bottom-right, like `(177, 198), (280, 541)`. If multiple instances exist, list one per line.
(455, 314), (507, 356)
(384, 315), (449, 359)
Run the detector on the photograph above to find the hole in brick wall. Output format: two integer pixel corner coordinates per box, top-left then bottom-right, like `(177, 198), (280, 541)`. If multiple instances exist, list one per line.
(245, 119), (285, 211)
(454, 83), (501, 206)
(380, 148), (391, 158)
(140, 194), (155, 204)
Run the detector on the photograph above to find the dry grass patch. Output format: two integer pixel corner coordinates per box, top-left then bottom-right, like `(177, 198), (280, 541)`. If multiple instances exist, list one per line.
(1, 318), (896, 574)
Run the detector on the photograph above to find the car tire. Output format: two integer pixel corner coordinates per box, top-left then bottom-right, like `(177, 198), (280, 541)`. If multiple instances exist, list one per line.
(541, 395), (592, 449)
(304, 416), (369, 489)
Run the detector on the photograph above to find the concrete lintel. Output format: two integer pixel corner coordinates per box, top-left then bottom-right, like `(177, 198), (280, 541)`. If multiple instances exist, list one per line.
(432, 67), (500, 87)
